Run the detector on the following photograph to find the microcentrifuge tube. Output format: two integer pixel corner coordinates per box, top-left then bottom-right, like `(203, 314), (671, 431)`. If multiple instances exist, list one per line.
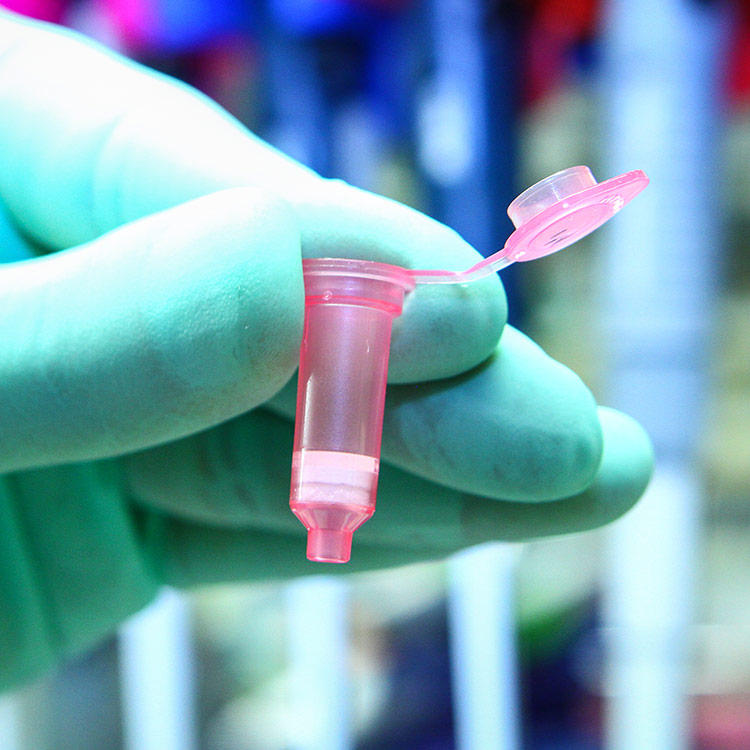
(290, 167), (649, 562)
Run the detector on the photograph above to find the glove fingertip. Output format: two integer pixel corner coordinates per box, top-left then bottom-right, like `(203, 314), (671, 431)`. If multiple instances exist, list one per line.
(589, 406), (655, 523)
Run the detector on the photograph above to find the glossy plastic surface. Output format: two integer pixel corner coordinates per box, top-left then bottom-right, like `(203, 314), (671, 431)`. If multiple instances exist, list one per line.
(408, 168), (649, 284)
(507, 166), (597, 227)
(501, 167), (649, 263)
(291, 258), (415, 563)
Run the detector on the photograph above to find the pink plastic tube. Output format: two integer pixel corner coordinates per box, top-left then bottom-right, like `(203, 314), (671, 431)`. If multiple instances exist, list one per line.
(290, 167), (649, 563)
(290, 258), (415, 563)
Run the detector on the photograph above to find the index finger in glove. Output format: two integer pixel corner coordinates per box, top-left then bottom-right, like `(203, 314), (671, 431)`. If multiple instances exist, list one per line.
(0, 188), (304, 472)
(0, 10), (505, 383)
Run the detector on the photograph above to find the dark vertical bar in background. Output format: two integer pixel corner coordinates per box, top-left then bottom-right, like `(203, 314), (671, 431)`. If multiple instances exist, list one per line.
(258, 0), (333, 176)
(418, 0), (524, 326)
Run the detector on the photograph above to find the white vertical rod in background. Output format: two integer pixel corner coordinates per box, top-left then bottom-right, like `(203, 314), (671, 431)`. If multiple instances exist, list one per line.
(285, 576), (352, 750)
(0, 682), (50, 750)
(119, 588), (197, 750)
(604, 465), (702, 749)
(599, 1), (727, 748)
(448, 544), (521, 750)
(0, 694), (23, 750)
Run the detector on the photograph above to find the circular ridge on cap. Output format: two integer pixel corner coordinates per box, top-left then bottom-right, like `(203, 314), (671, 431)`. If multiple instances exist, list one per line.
(508, 166), (597, 228)
(502, 168), (649, 263)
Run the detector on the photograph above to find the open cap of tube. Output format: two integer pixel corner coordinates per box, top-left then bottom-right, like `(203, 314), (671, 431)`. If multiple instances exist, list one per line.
(410, 167), (649, 284)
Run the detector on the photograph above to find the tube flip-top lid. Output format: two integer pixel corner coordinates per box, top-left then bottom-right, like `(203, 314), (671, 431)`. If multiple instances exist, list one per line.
(409, 166), (649, 284)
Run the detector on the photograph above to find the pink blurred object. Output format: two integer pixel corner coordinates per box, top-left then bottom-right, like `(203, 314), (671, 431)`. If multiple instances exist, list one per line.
(0, 0), (66, 22)
(100, 0), (156, 50)
(291, 167), (648, 562)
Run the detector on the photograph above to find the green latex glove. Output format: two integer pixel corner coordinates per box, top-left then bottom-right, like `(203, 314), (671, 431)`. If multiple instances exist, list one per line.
(0, 10), (653, 690)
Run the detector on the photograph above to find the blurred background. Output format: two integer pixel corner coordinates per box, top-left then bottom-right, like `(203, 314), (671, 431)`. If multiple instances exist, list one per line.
(0, 0), (748, 748)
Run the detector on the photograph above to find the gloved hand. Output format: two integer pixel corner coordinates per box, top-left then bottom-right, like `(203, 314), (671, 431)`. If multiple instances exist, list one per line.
(0, 9), (652, 690)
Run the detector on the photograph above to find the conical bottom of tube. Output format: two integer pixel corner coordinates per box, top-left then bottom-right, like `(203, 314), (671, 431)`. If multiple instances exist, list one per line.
(291, 450), (378, 563)
(306, 529), (353, 563)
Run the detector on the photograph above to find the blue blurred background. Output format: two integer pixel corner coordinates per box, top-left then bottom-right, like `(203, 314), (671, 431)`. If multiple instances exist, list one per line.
(1, 0), (749, 748)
